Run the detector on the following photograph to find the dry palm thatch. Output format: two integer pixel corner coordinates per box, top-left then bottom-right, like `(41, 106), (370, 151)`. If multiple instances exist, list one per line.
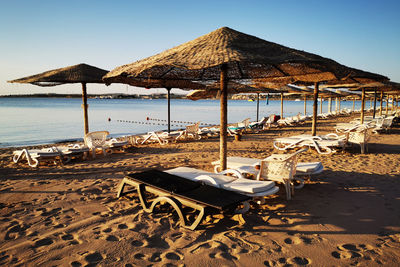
(103, 27), (388, 86)
(9, 63), (108, 86)
(8, 63), (109, 135)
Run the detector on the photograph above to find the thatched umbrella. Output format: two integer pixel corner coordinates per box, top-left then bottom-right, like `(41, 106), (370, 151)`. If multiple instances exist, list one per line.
(103, 27), (387, 170)
(349, 82), (400, 122)
(8, 63), (108, 135)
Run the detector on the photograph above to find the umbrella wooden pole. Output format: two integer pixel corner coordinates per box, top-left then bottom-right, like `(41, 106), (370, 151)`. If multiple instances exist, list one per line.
(81, 82), (89, 135)
(256, 93), (260, 121)
(335, 97), (338, 113)
(304, 95), (307, 116)
(352, 97), (355, 112)
(338, 97), (341, 113)
(320, 97), (323, 114)
(385, 95), (389, 116)
(380, 91), (383, 116)
(280, 92), (284, 119)
(328, 97), (332, 113)
(166, 87), (171, 133)
(361, 88), (365, 124)
(311, 82), (319, 136)
(373, 89), (377, 119)
(220, 64), (228, 170)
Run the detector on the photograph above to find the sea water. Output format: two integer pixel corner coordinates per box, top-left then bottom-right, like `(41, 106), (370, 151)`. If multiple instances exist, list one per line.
(0, 97), (366, 147)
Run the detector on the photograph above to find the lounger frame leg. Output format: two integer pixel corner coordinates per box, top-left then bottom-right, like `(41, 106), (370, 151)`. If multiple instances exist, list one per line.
(117, 177), (206, 230)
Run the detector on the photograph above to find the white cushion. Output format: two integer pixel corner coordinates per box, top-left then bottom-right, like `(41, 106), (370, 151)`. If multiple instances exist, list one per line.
(296, 162), (322, 173)
(195, 174), (236, 185)
(222, 178), (276, 194)
(166, 167), (211, 181)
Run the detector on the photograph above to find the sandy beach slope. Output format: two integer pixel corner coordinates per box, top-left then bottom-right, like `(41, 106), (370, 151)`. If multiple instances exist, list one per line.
(0, 113), (399, 266)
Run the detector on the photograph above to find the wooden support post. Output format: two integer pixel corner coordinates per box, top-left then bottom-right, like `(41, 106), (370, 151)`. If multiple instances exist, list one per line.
(304, 95), (307, 116)
(81, 82), (89, 135)
(361, 88), (365, 124)
(220, 64), (228, 171)
(280, 92), (284, 119)
(338, 97), (341, 113)
(385, 95), (389, 116)
(352, 97), (356, 112)
(379, 91), (383, 116)
(166, 87), (171, 133)
(320, 97), (323, 114)
(335, 97), (338, 113)
(311, 82), (319, 136)
(328, 97), (332, 113)
(256, 93), (260, 122)
(373, 89), (377, 119)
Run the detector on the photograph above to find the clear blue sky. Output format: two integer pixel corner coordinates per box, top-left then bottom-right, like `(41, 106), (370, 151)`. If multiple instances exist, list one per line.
(1, 0), (399, 95)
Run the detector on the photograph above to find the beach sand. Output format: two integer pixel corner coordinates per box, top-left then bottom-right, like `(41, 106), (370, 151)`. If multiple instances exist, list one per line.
(1, 113), (400, 266)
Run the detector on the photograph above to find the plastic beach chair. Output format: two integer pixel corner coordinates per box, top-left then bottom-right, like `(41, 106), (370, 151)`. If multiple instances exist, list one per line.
(84, 131), (110, 158)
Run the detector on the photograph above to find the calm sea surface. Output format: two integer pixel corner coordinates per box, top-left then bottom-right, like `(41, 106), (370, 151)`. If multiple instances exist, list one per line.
(0, 97), (366, 148)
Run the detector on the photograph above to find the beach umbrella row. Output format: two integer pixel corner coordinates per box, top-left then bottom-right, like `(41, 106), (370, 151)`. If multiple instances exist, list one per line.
(103, 27), (388, 169)
(9, 27), (391, 170)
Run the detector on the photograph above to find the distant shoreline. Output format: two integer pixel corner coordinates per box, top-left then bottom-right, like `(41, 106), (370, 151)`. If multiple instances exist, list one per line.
(0, 93), (291, 100)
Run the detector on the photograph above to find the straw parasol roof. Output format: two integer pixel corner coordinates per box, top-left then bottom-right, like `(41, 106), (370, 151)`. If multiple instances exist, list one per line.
(9, 63), (108, 86)
(103, 27), (387, 86)
(103, 27), (388, 169)
(8, 63), (109, 135)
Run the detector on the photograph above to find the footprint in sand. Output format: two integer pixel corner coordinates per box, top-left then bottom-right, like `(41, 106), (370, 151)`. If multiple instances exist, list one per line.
(284, 233), (325, 246)
(82, 251), (104, 265)
(288, 256), (311, 265)
(148, 252), (162, 262)
(5, 220), (26, 240)
(331, 243), (380, 261)
(32, 237), (53, 249)
(60, 232), (81, 245)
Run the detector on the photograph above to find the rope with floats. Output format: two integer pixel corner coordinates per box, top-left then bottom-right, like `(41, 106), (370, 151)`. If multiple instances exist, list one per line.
(108, 117), (215, 128)
(145, 117), (214, 126)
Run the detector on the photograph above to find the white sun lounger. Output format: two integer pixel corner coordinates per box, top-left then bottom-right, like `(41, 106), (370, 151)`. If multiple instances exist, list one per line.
(211, 157), (323, 180)
(135, 131), (183, 145)
(165, 167), (279, 204)
(56, 144), (90, 161)
(13, 148), (64, 167)
(105, 138), (129, 152)
(273, 134), (346, 154)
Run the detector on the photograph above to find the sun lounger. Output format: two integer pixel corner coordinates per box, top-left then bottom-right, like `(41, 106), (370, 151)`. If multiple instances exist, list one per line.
(135, 131), (183, 145)
(13, 147), (64, 167)
(105, 138), (129, 152)
(165, 167), (279, 200)
(334, 124), (372, 153)
(273, 134), (346, 154)
(211, 148), (316, 200)
(249, 117), (268, 131)
(56, 144), (90, 161)
(116, 169), (251, 230)
(179, 122), (201, 140)
(372, 116), (395, 134)
(211, 157), (323, 180)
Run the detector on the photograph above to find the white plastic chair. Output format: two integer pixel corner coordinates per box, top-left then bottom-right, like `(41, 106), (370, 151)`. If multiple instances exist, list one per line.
(84, 131), (109, 158)
(256, 148), (307, 200)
